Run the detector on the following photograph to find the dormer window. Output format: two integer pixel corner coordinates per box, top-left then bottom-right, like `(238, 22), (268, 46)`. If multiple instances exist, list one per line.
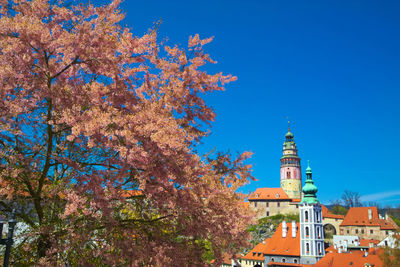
(276, 193), (280, 198)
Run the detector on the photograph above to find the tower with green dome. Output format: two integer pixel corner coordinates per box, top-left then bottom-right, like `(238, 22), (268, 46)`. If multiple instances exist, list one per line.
(299, 162), (325, 265)
(280, 125), (302, 199)
(301, 162), (319, 204)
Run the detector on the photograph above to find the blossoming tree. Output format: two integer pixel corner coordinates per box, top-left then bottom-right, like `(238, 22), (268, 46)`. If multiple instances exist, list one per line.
(0, 0), (254, 265)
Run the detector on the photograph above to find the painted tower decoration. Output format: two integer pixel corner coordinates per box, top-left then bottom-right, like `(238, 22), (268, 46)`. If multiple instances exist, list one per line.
(280, 124), (302, 199)
(299, 163), (325, 265)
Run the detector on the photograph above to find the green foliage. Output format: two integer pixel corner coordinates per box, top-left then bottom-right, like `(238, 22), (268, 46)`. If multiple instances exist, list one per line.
(389, 215), (400, 227)
(330, 205), (348, 215)
(380, 232), (400, 267)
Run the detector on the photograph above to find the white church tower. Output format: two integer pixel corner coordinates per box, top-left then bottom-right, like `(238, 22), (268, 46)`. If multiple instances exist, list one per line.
(299, 162), (325, 265)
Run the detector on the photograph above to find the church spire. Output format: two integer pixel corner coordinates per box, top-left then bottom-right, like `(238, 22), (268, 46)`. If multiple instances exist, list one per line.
(301, 161), (319, 204)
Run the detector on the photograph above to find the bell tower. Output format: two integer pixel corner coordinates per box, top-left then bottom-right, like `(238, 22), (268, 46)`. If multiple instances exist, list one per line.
(280, 123), (302, 199)
(299, 163), (325, 265)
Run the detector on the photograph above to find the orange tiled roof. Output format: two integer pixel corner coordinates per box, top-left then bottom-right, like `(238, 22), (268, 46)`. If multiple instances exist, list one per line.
(325, 245), (338, 253)
(321, 205), (345, 220)
(248, 188), (291, 201)
(210, 253), (241, 265)
(359, 238), (380, 247)
(120, 190), (143, 198)
(241, 238), (271, 261)
(262, 222), (300, 256)
(313, 249), (383, 267)
(242, 201), (250, 208)
(266, 262), (306, 266)
(340, 207), (398, 230)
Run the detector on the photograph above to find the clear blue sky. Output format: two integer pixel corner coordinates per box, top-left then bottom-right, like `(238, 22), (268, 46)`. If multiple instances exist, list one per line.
(115, 0), (400, 206)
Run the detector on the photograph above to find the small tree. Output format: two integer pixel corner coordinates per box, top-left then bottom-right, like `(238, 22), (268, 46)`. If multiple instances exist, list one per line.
(380, 232), (400, 267)
(0, 0), (254, 265)
(341, 190), (362, 208)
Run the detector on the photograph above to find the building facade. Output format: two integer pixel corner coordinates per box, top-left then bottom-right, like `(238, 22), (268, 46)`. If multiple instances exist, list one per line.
(249, 128), (302, 218)
(339, 207), (399, 240)
(299, 163), (325, 265)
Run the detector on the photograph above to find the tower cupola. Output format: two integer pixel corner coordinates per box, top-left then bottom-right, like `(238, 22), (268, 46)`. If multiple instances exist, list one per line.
(301, 161), (319, 204)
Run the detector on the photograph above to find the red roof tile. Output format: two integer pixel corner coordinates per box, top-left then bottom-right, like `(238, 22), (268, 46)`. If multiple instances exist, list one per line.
(313, 250), (383, 267)
(266, 262), (306, 267)
(340, 207), (398, 230)
(120, 190), (143, 198)
(241, 238), (271, 261)
(262, 222), (301, 256)
(321, 205), (345, 219)
(359, 239), (380, 247)
(249, 188), (291, 201)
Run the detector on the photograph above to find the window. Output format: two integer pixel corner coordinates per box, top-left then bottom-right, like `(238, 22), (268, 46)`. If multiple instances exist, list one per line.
(271, 258), (275, 262)
(277, 202), (280, 207)
(282, 258), (286, 263)
(305, 211), (309, 221)
(266, 202), (269, 207)
(306, 243), (310, 254)
(340, 229), (344, 234)
(287, 171), (291, 178)
(294, 259), (298, 263)
(254, 202), (257, 207)
(370, 230), (374, 234)
(318, 243), (322, 255)
(317, 227), (321, 238)
(361, 229), (364, 234)
(355, 229), (359, 234)
(266, 211), (269, 216)
(347, 230), (350, 234)
(306, 227), (310, 237)
(386, 231), (389, 235)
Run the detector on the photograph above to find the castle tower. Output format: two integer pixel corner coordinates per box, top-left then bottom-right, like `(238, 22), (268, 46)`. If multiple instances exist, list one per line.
(280, 125), (302, 199)
(299, 163), (325, 265)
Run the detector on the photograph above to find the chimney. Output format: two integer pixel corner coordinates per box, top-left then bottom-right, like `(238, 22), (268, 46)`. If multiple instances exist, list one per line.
(292, 221), (297, 238)
(368, 209), (372, 220)
(282, 221), (287, 238)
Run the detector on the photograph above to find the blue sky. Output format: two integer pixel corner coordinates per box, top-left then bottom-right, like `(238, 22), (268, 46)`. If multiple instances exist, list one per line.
(114, 0), (400, 206)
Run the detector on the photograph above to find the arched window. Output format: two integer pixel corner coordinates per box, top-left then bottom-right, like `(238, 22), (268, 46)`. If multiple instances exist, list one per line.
(318, 243), (322, 255)
(305, 211), (309, 221)
(282, 258), (286, 263)
(317, 227), (321, 238)
(305, 227), (309, 237)
(306, 243), (310, 253)
(271, 258), (275, 262)
(294, 259), (298, 263)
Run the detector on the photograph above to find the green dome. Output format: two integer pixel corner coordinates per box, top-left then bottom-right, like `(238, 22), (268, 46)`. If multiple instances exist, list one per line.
(285, 131), (294, 138)
(301, 162), (320, 205)
(303, 181), (318, 195)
